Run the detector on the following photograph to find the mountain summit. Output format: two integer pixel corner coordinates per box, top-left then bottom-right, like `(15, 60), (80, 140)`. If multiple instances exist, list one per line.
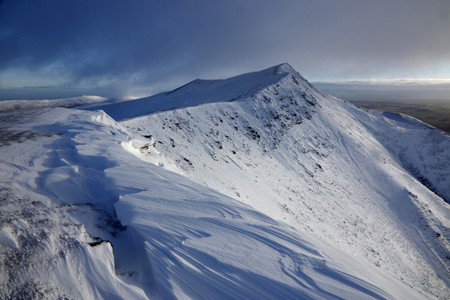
(1, 64), (449, 299)
(88, 63), (313, 120)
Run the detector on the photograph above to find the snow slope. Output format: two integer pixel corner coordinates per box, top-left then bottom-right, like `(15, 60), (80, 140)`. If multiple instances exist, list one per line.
(0, 109), (426, 299)
(120, 64), (450, 298)
(0, 64), (449, 299)
(0, 107), (433, 299)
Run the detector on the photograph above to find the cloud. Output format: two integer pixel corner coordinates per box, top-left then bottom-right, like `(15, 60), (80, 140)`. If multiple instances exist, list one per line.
(1, 0), (450, 99)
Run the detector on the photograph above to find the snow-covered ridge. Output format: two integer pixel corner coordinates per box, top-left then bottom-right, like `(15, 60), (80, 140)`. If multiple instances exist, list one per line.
(86, 63), (311, 120)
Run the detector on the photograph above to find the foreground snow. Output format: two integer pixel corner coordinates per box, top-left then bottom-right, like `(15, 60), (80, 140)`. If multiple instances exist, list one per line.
(0, 64), (448, 299)
(0, 107), (432, 299)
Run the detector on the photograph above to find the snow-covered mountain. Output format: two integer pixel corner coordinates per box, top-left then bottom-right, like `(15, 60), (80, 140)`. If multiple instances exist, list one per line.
(0, 64), (449, 299)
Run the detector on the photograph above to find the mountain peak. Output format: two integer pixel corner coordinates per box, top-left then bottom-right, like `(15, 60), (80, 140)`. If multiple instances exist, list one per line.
(86, 64), (314, 120)
(275, 63), (297, 75)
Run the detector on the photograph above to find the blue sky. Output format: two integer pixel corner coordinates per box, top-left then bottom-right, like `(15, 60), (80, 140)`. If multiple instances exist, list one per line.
(1, 0), (450, 100)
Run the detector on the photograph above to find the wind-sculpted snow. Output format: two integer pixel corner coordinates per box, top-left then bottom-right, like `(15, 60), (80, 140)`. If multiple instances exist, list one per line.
(0, 108), (146, 299)
(112, 167), (393, 300)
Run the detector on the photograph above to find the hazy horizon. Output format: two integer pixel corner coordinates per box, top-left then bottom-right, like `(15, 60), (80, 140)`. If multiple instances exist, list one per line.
(1, 0), (449, 100)
(2, 80), (450, 104)
(314, 82), (450, 102)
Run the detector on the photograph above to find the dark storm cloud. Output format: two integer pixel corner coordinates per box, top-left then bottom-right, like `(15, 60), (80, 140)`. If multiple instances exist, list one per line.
(1, 0), (450, 98)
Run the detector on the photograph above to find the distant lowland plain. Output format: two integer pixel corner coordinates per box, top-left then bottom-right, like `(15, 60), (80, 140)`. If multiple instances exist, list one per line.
(316, 82), (450, 133)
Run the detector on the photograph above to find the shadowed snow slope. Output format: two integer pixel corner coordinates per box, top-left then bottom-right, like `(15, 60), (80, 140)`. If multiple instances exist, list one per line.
(0, 64), (449, 299)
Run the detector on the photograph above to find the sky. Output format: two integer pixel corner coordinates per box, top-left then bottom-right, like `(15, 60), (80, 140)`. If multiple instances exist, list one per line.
(1, 0), (450, 100)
